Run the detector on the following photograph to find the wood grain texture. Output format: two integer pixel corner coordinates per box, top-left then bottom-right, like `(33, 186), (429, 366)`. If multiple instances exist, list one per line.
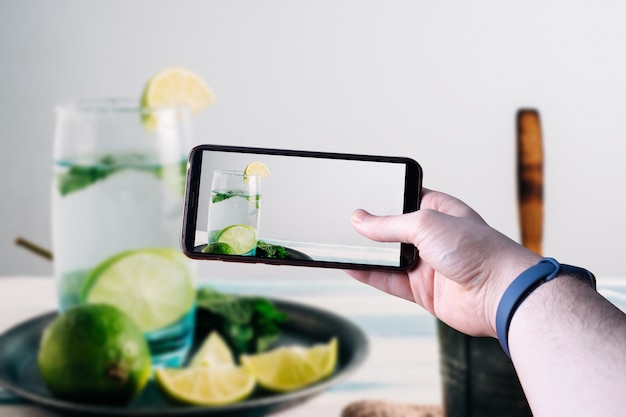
(516, 109), (543, 255)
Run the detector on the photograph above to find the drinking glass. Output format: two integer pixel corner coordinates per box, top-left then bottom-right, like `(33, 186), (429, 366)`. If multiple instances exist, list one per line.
(207, 170), (261, 256)
(52, 99), (196, 367)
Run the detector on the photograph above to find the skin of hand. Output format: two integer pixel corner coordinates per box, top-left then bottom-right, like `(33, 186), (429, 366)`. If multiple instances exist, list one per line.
(347, 188), (542, 338)
(349, 188), (626, 416)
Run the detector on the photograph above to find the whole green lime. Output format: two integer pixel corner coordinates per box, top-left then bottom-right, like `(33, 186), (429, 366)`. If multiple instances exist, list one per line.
(37, 304), (151, 405)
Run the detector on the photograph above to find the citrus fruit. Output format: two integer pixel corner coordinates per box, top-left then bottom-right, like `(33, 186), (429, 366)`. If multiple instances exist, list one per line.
(201, 242), (236, 255)
(141, 67), (215, 113)
(240, 338), (338, 392)
(307, 337), (339, 378)
(38, 304), (151, 405)
(140, 67), (215, 129)
(189, 331), (235, 368)
(243, 161), (270, 183)
(155, 366), (255, 406)
(215, 225), (257, 255)
(81, 248), (195, 332)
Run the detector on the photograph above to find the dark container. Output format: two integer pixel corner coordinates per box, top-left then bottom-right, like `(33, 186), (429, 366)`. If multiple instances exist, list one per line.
(437, 320), (532, 417)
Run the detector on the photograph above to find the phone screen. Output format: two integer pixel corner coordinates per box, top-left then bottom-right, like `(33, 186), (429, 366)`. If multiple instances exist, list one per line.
(182, 145), (422, 271)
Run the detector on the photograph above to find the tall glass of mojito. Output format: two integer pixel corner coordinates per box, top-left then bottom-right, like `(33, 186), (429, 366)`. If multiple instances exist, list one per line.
(52, 99), (196, 367)
(207, 170), (261, 256)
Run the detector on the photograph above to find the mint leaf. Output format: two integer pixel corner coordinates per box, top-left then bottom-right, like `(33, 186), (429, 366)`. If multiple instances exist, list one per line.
(211, 192), (261, 208)
(197, 288), (254, 325)
(57, 156), (186, 197)
(57, 159), (119, 196)
(211, 191), (236, 204)
(256, 241), (289, 259)
(195, 287), (287, 355)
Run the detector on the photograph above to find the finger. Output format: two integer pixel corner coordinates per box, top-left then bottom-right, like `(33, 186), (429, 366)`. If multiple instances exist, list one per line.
(420, 188), (483, 220)
(351, 209), (421, 244)
(345, 269), (415, 302)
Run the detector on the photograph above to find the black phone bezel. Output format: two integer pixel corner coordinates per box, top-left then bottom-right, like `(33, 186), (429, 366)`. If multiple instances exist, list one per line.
(181, 144), (422, 271)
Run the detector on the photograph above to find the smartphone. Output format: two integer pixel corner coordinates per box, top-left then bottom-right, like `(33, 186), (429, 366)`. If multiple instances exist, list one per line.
(181, 144), (422, 271)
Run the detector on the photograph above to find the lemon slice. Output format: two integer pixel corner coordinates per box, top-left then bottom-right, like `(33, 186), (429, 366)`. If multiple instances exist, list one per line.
(155, 366), (255, 406)
(307, 338), (339, 378)
(189, 331), (235, 368)
(240, 338), (338, 392)
(216, 224), (257, 255)
(141, 67), (215, 113)
(81, 248), (195, 332)
(141, 67), (215, 129)
(243, 162), (270, 183)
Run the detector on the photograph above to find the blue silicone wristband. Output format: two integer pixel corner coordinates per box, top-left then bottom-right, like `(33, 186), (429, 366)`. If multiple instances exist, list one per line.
(495, 257), (596, 357)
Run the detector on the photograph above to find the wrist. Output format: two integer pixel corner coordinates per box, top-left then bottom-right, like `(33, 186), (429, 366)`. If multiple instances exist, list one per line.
(486, 250), (542, 337)
(495, 258), (596, 357)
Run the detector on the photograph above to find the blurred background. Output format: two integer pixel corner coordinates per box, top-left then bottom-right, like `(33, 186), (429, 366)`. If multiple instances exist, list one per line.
(3, 0), (626, 280)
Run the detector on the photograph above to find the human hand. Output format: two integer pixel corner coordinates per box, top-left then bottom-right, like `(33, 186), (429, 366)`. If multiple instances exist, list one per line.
(348, 188), (541, 337)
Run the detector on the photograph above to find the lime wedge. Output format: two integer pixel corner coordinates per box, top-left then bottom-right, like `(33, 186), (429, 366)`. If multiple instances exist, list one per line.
(240, 338), (338, 392)
(216, 225), (257, 255)
(307, 337), (338, 378)
(81, 248), (195, 332)
(189, 331), (235, 368)
(243, 161), (270, 183)
(140, 67), (215, 129)
(155, 366), (255, 406)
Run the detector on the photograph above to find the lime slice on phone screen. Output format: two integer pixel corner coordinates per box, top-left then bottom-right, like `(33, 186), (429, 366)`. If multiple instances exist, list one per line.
(216, 225), (257, 255)
(81, 248), (195, 332)
(243, 162), (270, 183)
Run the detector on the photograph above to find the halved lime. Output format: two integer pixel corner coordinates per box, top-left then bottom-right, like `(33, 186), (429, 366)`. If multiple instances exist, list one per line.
(81, 248), (195, 332)
(216, 225), (257, 255)
(155, 366), (255, 406)
(240, 338), (338, 392)
(189, 331), (235, 368)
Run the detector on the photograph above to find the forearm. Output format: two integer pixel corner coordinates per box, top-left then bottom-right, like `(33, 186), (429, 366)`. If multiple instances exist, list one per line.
(508, 274), (626, 416)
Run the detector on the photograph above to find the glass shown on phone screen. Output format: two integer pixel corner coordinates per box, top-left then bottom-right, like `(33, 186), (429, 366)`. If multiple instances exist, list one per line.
(184, 146), (421, 270)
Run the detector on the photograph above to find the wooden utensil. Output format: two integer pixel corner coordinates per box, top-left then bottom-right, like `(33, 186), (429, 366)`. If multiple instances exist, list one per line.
(517, 109), (543, 255)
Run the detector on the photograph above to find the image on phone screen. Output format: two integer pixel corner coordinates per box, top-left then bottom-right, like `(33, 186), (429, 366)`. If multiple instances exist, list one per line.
(183, 145), (421, 271)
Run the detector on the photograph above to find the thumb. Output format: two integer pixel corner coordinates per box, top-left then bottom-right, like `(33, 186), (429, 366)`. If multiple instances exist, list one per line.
(351, 209), (420, 244)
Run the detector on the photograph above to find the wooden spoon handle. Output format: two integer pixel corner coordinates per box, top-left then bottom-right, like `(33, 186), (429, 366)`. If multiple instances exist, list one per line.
(517, 109), (543, 255)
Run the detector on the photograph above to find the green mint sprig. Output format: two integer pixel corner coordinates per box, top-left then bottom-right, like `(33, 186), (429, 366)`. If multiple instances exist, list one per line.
(256, 241), (289, 259)
(57, 155), (186, 197)
(195, 287), (287, 355)
(211, 192), (261, 209)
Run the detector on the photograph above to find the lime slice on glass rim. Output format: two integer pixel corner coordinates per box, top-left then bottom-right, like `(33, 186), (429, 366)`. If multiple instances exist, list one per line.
(215, 224), (257, 255)
(80, 248), (195, 332)
(140, 67), (215, 129)
(243, 161), (270, 183)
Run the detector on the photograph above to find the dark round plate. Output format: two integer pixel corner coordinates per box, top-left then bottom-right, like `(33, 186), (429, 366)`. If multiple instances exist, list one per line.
(0, 299), (368, 416)
(193, 245), (313, 261)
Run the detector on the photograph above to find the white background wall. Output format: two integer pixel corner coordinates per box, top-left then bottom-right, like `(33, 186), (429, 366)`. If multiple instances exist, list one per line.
(3, 0), (626, 280)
